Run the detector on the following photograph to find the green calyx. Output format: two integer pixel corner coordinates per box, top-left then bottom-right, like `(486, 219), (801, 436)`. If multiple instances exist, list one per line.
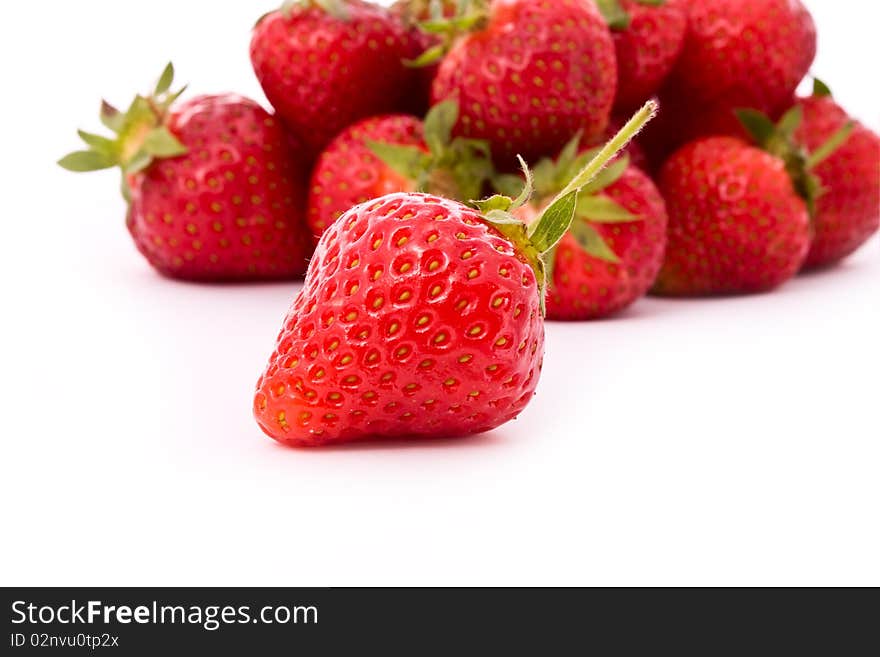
(475, 101), (658, 315)
(596, 0), (666, 30)
(736, 99), (854, 217)
(280, 0), (350, 20)
(58, 62), (188, 202)
(494, 134), (640, 267)
(367, 100), (495, 203)
(406, 0), (490, 67)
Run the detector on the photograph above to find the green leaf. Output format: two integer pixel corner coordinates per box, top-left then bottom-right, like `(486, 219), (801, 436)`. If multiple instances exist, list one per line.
(555, 133), (583, 179)
(510, 156), (533, 211)
(366, 141), (429, 181)
(58, 150), (117, 172)
(77, 130), (117, 156)
(582, 154), (629, 194)
(595, 0), (631, 30)
(472, 194), (514, 214)
(776, 105), (804, 138)
(577, 195), (639, 223)
(424, 100), (458, 154)
(100, 101), (124, 133)
(735, 108), (776, 147)
(142, 126), (187, 157)
(405, 43), (447, 68)
(313, 0), (350, 21)
(806, 121), (854, 170)
(154, 62), (175, 96)
(528, 190), (577, 254)
(813, 78), (833, 98)
(124, 150), (153, 174)
(570, 222), (620, 263)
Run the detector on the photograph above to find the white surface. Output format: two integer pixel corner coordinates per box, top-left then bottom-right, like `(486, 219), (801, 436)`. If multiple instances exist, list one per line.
(0, 1), (878, 586)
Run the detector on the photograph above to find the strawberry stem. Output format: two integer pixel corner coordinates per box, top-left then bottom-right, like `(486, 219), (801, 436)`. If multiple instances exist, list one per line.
(552, 100), (658, 204)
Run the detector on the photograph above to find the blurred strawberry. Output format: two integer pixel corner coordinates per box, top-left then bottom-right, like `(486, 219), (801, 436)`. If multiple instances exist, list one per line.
(654, 137), (811, 295)
(595, 0), (688, 112)
(250, 0), (419, 159)
(426, 0), (617, 167)
(735, 81), (880, 269)
(307, 101), (495, 238)
(59, 64), (311, 281)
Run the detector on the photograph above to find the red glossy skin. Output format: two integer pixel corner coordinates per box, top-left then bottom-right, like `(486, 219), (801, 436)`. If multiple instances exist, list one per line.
(666, 0), (816, 117)
(547, 166), (668, 320)
(654, 137), (810, 295)
(254, 192), (544, 446)
(794, 95), (880, 269)
(431, 0), (616, 166)
(611, 0), (687, 112)
(307, 115), (424, 239)
(250, 1), (417, 158)
(126, 95), (311, 281)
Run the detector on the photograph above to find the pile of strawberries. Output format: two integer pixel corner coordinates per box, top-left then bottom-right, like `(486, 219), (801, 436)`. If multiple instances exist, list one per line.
(61, 0), (879, 447)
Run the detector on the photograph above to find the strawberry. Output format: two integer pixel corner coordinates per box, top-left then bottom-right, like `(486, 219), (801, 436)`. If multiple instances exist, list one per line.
(793, 84), (880, 269)
(427, 0), (617, 167)
(653, 137), (811, 296)
(250, 0), (418, 159)
(253, 103), (657, 445)
(595, 0), (688, 112)
(497, 137), (667, 319)
(59, 64), (311, 281)
(665, 0), (816, 124)
(642, 0), (817, 163)
(306, 101), (494, 239)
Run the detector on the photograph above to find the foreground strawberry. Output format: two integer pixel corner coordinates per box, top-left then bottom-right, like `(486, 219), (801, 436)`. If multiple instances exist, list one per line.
(254, 103), (657, 446)
(427, 0), (617, 166)
(59, 64), (311, 281)
(793, 84), (880, 268)
(595, 0), (688, 112)
(250, 0), (417, 158)
(654, 137), (811, 296)
(307, 101), (494, 239)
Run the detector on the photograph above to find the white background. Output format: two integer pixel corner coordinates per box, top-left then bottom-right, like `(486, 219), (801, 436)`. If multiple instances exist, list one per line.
(1, 1), (877, 586)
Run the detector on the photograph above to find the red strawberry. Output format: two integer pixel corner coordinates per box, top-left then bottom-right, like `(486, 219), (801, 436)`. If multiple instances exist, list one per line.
(308, 114), (424, 237)
(665, 0), (816, 120)
(428, 0), (617, 166)
(500, 137), (667, 319)
(59, 64), (311, 281)
(250, 0), (418, 158)
(653, 137), (811, 295)
(793, 86), (880, 269)
(307, 101), (495, 239)
(253, 103), (657, 445)
(595, 0), (688, 112)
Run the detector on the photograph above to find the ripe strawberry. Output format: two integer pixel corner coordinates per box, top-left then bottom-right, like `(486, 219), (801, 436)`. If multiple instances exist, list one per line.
(665, 0), (816, 120)
(428, 0), (617, 166)
(793, 84), (880, 269)
(642, 0), (817, 163)
(250, 0), (418, 158)
(595, 0), (688, 112)
(253, 103), (657, 445)
(59, 64), (311, 281)
(653, 137), (811, 296)
(307, 101), (494, 239)
(498, 137), (667, 319)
